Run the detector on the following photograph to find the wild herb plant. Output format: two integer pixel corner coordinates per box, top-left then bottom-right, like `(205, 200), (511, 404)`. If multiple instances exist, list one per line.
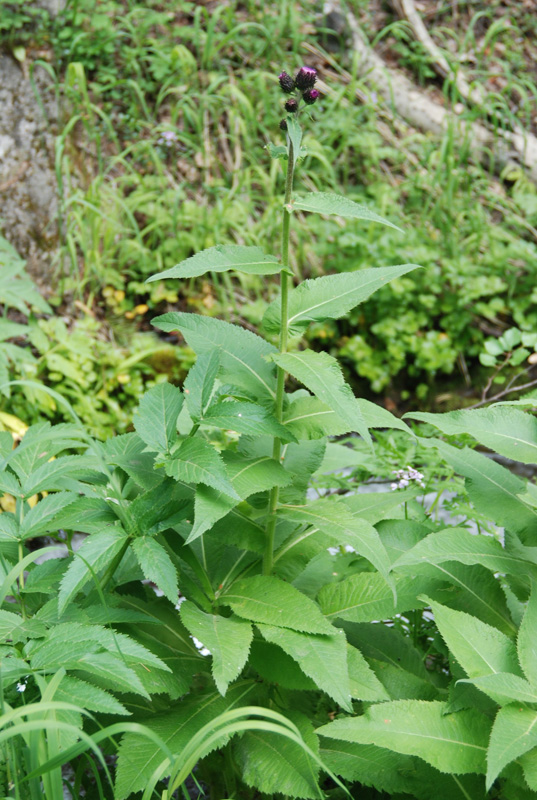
(4, 65), (537, 800)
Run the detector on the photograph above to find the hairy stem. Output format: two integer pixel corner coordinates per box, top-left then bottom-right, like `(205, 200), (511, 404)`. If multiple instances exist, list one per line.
(263, 138), (295, 576)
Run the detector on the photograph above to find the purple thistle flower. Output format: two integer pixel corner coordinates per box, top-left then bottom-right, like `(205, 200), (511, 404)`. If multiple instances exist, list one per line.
(295, 66), (317, 90)
(284, 97), (298, 113)
(302, 88), (320, 105)
(279, 119), (288, 131)
(278, 71), (295, 93)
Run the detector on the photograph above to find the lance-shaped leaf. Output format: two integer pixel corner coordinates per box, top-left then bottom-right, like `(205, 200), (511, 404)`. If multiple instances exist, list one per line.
(183, 350), (220, 419)
(263, 265), (420, 336)
(56, 676), (129, 716)
(0, 470), (21, 497)
(487, 706), (537, 789)
(181, 602), (253, 695)
(202, 400), (296, 442)
(292, 192), (403, 231)
(221, 575), (335, 634)
(277, 498), (393, 594)
(19, 491), (78, 539)
(153, 313), (277, 401)
(146, 244), (287, 282)
(459, 673), (537, 706)
(423, 597), (522, 679)
(164, 438), (239, 499)
(283, 396), (351, 440)
(317, 700), (490, 775)
(518, 580), (537, 687)
(407, 406), (537, 464)
(257, 623), (353, 711)
(132, 537), (178, 604)
(286, 116), (303, 166)
(134, 382), (183, 453)
(272, 350), (370, 444)
(347, 645), (389, 701)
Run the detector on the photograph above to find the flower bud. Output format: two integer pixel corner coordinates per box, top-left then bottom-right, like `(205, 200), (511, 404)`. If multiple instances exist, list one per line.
(295, 66), (317, 90)
(278, 71), (295, 93)
(302, 88), (320, 105)
(284, 98), (298, 113)
(279, 119), (288, 131)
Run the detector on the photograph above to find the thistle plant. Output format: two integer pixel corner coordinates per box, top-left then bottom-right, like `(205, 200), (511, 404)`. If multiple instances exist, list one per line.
(3, 66), (537, 800)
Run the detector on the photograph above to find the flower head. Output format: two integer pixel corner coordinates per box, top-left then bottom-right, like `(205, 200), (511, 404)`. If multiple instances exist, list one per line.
(295, 66), (317, 90)
(302, 88), (320, 105)
(284, 97), (299, 113)
(279, 119), (288, 131)
(278, 71), (295, 93)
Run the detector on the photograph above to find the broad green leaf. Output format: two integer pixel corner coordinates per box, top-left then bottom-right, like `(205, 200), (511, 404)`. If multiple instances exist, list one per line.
(317, 700), (490, 774)
(277, 498), (393, 592)
(460, 673), (537, 705)
(221, 575), (335, 635)
(183, 350), (220, 419)
(521, 750), (537, 792)
(19, 492), (78, 539)
(56, 676), (129, 716)
(279, 438), (327, 505)
(487, 706), (537, 789)
(347, 645), (389, 701)
(408, 407), (537, 464)
(58, 529), (128, 614)
(234, 710), (321, 800)
(164, 438), (239, 499)
(132, 537), (178, 604)
(424, 598), (521, 679)
(283, 396), (351, 440)
(181, 602), (252, 695)
(392, 527), (537, 578)
(153, 313), (276, 401)
(342, 622), (435, 685)
(5, 423), (86, 482)
(342, 487), (421, 523)
(420, 439), (537, 539)
(202, 400), (296, 441)
(249, 639), (316, 690)
(272, 350), (370, 444)
(314, 442), (371, 475)
(0, 471), (21, 497)
(292, 192), (403, 231)
(517, 580), (537, 687)
(134, 382), (183, 453)
(115, 682), (257, 799)
(357, 398), (412, 434)
(263, 265), (420, 336)
(257, 623), (353, 711)
(146, 244), (286, 282)
(318, 573), (437, 624)
(20, 454), (103, 498)
(50, 496), (119, 534)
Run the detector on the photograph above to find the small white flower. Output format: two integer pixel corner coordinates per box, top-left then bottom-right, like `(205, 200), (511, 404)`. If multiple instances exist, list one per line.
(16, 682), (27, 693)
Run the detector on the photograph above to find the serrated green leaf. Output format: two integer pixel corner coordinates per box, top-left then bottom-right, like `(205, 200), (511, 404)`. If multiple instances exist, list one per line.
(0, 471), (21, 497)
(183, 350), (220, 419)
(283, 396), (351, 440)
(58, 529), (128, 614)
(292, 192), (403, 231)
(146, 245), (286, 282)
(249, 639), (317, 689)
(517, 580), (537, 687)
(277, 498), (393, 593)
(5, 422), (86, 481)
(272, 350), (370, 444)
(221, 575), (334, 634)
(202, 400), (296, 441)
(164, 437), (239, 499)
(459, 673), (537, 705)
(134, 382), (183, 453)
(132, 537), (178, 604)
(263, 265), (420, 336)
(20, 454), (103, 498)
(257, 623), (352, 711)
(408, 407), (537, 464)
(342, 487), (420, 523)
(115, 682), (257, 799)
(347, 645), (390, 701)
(20, 492), (78, 539)
(181, 602), (252, 695)
(487, 706), (537, 789)
(318, 700), (490, 774)
(424, 597), (521, 680)
(153, 313), (276, 401)
(56, 676), (129, 715)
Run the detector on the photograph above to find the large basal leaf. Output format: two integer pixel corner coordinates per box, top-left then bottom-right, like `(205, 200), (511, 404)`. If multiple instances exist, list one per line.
(133, 382), (183, 453)
(58, 528), (128, 614)
(19, 491), (78, 539)
(257, 623), (353, 711)
(517, 580), (537, 687)
(146, 244), (286, 282)
(423, 598), (521, 680)
(408, 406), (537, 464)
(292, 192), (403, 231)
(263, 264), (420, 335)
(180, 602), (252, 695)
(272, 350), (370, 444)
(202, 399), (296, 442)
(153, 313), (277, 402)
(132, 537), (178, 604)
(115, 682), (257, 799)
(486, 705), (537, 789)
(221, 575), (335, 635)
(317, 700), (490, 774)
(164, 438), (239, 499)
(277, 498), (393, 593)
(183, 350), (220, 420)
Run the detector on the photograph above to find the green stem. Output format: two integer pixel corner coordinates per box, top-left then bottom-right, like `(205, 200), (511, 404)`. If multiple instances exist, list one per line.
(263, 138), (295, 576)
(99, 539), (130, 591)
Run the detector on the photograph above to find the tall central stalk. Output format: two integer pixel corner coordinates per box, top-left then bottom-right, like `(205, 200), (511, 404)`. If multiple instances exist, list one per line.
(263, 139), (295, 576)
